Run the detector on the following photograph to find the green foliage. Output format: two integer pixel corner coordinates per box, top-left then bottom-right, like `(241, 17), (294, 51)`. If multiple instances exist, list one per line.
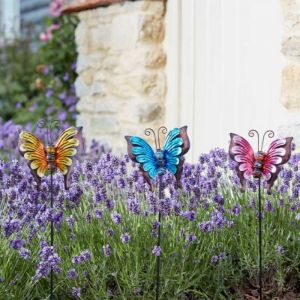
(0, 30), (39, 122)
(0, 189), (300, 299)
(0, 14), (79, 125)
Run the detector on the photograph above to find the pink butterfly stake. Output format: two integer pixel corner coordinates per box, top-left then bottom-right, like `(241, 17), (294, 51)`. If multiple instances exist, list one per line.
(229, 130), (293, 194)
(229, 130), (293, 299)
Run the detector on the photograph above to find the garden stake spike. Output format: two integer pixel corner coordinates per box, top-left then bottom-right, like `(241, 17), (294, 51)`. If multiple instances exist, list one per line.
(249, 130), (267, 299)
(125, 125), (190, 300)
(229, 129), (293, 300)
(50, 168), (54, 300)
(18, 118), (83, 300)
(156, 173), (163, 300)
(258, 176), (262, 300)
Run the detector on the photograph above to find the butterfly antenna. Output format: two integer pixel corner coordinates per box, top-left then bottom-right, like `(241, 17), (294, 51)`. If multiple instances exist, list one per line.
(157, 126), (168, 149)
(248, 129), (260, 152)
(261, 130), (274, 151)
(49, 120), (60, 146)
(145, 128), (158, 150)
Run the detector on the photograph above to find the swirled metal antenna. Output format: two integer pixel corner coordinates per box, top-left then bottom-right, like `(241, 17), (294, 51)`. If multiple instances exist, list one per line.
(49, 120), (60, 146)
(157, 126), (168, 150)
(145, 128), (158, 151)
(248, 129), (260, 152)
(261, 130), (274, 152)
(33, 118), (46, 133)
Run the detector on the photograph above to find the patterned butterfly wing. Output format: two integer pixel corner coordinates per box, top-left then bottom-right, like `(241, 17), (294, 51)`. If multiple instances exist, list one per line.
(263, 137), (293, 194)
(19, 131), (48, 190)
(162, 126), (190, 188)
(54, 126), (83, 189)
(125, 135), (158, 190)
(229, 133), (255, 192)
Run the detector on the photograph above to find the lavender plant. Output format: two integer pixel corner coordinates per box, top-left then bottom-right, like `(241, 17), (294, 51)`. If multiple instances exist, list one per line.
(0, 139), (300, 299)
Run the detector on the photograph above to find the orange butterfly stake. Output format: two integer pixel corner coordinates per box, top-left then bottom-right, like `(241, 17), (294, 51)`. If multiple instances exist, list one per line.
(19, 123), (83, 190)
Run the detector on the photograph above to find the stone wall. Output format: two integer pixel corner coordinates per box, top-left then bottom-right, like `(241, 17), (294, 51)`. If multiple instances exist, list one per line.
(74, 0), (166, 151)
(280, 0), (300, 147)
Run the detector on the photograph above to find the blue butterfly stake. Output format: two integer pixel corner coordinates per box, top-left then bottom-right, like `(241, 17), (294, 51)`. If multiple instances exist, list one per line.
(125, 125), (190, 191)
(125, 126), (190, 300)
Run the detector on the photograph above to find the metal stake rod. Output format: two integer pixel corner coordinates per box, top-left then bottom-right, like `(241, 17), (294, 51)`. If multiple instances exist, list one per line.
(156, 174), (163, 300)
(50, 170), (54, 300)
(258, 177), (262, 299)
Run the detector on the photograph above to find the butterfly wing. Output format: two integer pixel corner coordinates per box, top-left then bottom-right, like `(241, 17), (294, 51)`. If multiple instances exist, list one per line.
(19, 131), (48, 190)
(54, 126), (83, 189)
(125, 135), (158, 190)
(162, 126), (190, 188)
(263, 137), (293, 194)
(229, 133), (255, 192)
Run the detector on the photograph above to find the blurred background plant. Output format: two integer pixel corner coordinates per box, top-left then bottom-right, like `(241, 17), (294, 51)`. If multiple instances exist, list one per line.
(0, 0), (78, 125)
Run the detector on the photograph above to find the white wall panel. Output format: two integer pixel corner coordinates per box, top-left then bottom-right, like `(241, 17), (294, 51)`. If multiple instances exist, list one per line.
(165, 0), (287, 161)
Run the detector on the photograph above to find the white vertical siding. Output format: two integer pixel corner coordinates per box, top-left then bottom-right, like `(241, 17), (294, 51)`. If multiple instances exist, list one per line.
(165, 0), (287, 162)
(0, 0), (20, 39)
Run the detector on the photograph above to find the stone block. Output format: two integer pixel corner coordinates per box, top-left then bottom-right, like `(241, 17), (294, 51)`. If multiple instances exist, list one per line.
(90, 115), (120, 134)
(145, 48), (166, 68)
(281, 0), (300, 17)
(141, 1), (165, 17)
(282, 36), (300, 56)
(281, 64), (300, 109)
(139, 15), (165, 43)
(141, 72), (166, 98)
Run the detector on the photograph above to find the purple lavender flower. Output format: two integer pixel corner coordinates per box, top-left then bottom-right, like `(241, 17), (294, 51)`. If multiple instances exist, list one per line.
(264, 200), (273, 212)
(63, 72), (70, 81)
(186, 234), (197, 243)
(111, 212), (122, 224)
(33, 243), (61, 280)
(152, 245), (161, 256)
(68, 269), (78, 279)
(18, 247), (31, 260)
(10, 239), (25, 250)
(107, 228), (115, 237)
(72, 287), (81, 298)
(198, 221), (213, 233)
(45, 88), (53, 98)
(152, 221), (161, 230)
(72, 250), (92, 265)
(219, 252), (226, 260)
(180, 210), (196, 221)
(94, 209), (103, 219)
(103, 244), (111, 257)
(85, 212), (91, 224)
(127, 198), (140, 214)
(120, 233), (131, 244)
(276, 245), (285, 254)
(211, 255), (219, 264)
(66, 215), (75, 229)
(231, 204), (241, 216)
(214, 194), (224, 206)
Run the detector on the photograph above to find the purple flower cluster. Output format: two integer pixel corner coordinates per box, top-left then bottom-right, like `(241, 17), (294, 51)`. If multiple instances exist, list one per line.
(1, 130), (300, 297)
(33, 242), (61, 281)
(72, 250), (92, 265)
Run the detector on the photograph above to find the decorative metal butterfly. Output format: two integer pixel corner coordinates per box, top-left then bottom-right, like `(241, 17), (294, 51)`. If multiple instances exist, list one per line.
(229, 130), (293, 194)
(125, 126), (190, 191)
(19, 125), (83, 190)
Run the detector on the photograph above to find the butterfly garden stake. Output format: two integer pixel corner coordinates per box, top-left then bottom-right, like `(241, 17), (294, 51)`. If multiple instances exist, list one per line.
(19, 119), (83, 300)
(125, 126), (190, 300)
(229, 130), (293, 299)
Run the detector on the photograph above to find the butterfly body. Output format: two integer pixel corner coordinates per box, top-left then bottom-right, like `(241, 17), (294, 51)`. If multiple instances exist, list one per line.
(229, 133), (293, 194)
(253, 151), (265, 178)
(125, 126), (190, 190)
(46, 145), (56, 172)
(19, 126), (83, 190)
